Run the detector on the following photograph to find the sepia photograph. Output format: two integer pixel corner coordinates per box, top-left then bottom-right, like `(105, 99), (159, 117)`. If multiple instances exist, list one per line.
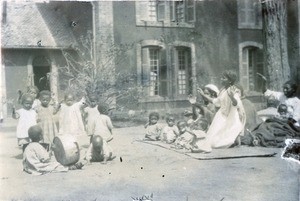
(1, 0), (300, 200)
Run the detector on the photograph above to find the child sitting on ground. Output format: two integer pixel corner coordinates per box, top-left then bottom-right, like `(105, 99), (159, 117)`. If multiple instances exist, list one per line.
(85, 135), (115, 164)
(88, 103), (114, 143)
(189, 104), (209, 139)
(160, 114), (179, 144)
(12, 94), (37, 147)
(276, 104), (290, 120)
(183, 109), (206, 139)
(23, 125), (83, 175)
(276, 103), (297, 127)
(183, 110), (194, 129)
(144, 112), (162, 141)
(173, 120), (196, 150)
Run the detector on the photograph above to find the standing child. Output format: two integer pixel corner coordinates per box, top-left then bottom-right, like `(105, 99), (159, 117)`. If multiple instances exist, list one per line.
(144, 112), (162, 141)
(12, 94), (37, 146)
(17, 86), (41, 110)
(36, 90), (59, 145)
(23, 125), (83, 175)
(85, 135), (115, 164)
(173, 120), (196, 149)
(27, 86), (41, 110)
(83, 94), (100, 141)
(160, 114), (179, 144)
(58, 92), (86, 136)
(88, 103), (113, 142)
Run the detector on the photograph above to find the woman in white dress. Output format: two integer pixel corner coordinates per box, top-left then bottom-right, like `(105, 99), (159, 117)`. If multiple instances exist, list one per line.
(191, 70), (246, 153)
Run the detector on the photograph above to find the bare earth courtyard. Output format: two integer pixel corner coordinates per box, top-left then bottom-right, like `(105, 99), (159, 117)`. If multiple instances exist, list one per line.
(0, 119), (299, 201)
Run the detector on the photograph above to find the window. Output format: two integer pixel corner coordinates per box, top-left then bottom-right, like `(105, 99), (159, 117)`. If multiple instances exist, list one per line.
(149, 48), (159, 96)
(240, 46), (264, 91)
(138, 41), (195, 100)
(136, 0), (195, 28)
(174, 47), (192, 96)
(141, 46), (168, 97)
(238, 0), (262, 29)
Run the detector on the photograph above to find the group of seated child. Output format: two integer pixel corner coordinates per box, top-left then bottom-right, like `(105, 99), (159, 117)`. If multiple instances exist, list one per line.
(144, 112), (205, 150)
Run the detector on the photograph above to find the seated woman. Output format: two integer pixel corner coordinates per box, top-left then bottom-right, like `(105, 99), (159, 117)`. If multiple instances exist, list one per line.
(250, 80), (300, 147)
(188, 84), (220, 127)
(257, 96), (280, 122)
(191, 70), (246, 153)
(263, 80), (300, 126)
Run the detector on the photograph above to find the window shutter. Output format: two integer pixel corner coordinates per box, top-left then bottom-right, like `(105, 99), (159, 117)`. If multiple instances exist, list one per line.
(142, 47), (150, 95)
(177, 2), (185, 22)
(136, 1), (158, 22)
(255, 49), (264, 91)
(136, 1), (150, 22)
(254, 0), (262, 28)
(148, 1), (157, 21)
(159, 48), (168, 97)
(187, 49), (193, 95)
(170, 1), (176, 22)
(248, 49), (255, 90)
(170, 47), (177, 97)
(186, 0), (195, 22)
(238, 0), (246, 27)
(241, 48), (249, 90)
(157, 0), (166, 22)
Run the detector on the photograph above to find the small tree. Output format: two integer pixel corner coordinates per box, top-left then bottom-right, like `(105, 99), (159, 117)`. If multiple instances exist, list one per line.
(261, 0), (290, 90)
(59, 31), (141, 110)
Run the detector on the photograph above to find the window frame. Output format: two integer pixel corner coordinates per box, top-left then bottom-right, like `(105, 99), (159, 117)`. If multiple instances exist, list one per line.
(173, 46), (193, 97)
(239, 42), (264, 92)
(137, 41), (196, 102)
(135, 0), (195, 28)
(237, 0), (262, 29)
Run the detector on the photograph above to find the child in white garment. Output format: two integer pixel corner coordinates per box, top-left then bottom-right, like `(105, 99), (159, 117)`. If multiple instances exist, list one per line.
(173, 120), (196, 150)
(58, 92), (86, 136)
(12, 94), (37, 146)
(160, 114), (179, 144)
(83, 94), (100, 142)
(144, 112), (162, 141)
(88, 103), (114, 142)
(23, 125), (83, 175)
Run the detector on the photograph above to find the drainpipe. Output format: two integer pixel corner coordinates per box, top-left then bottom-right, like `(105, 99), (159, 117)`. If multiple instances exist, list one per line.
(91, 1), (97, 73)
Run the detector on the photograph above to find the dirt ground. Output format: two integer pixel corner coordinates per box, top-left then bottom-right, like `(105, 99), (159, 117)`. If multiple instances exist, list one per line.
(0, 119), (299, 201)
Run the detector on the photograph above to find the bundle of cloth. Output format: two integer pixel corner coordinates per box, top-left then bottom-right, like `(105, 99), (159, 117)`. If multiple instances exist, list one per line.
(243, 118), (300, 147)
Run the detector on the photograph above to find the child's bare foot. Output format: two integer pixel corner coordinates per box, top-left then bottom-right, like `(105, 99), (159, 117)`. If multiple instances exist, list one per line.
(109, 155), (116, 161)
(69, 162), (84, 170)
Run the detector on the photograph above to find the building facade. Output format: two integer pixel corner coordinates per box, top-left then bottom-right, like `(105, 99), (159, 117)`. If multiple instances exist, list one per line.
(1, 0), (300, 117)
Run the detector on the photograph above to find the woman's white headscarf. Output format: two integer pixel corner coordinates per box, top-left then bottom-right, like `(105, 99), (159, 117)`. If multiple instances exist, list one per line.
(204, 84), (220, 96)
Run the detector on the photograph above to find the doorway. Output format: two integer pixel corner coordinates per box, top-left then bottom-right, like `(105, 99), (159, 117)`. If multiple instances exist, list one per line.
(32, 56), (51, 91)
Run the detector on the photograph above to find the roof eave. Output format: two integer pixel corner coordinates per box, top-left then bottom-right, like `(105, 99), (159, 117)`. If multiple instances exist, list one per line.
(1, 46), (75, 50)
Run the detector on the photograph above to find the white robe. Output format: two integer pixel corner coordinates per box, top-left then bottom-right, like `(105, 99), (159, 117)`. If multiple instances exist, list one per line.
(59, 101), (85, 136)
(194, 86), (246, 152)
(23, 142), (68, 175)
